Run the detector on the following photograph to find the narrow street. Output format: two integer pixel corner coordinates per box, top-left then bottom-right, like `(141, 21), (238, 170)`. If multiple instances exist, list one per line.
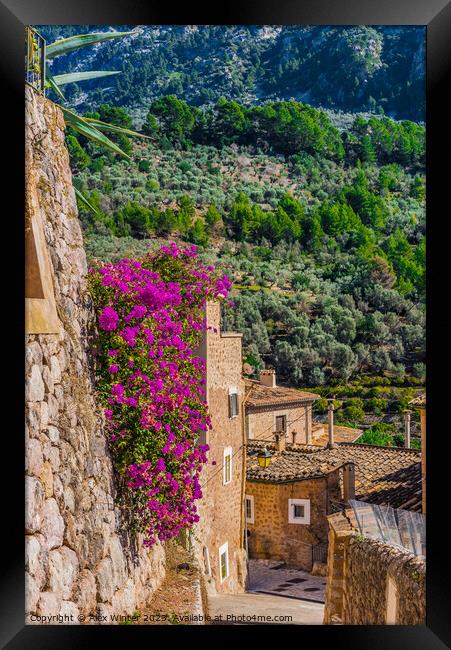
(207, 592), (324, 625)
(247, 559), (326, 603)
(206, 559), (325, 625)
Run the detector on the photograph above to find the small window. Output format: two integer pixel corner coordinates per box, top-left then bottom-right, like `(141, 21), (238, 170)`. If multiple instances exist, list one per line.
(223, 447), (232, 485)
(288, 498), (310, 525)
(245, 495), (254, 524)
(229, 390), (239, 418)
(275, 415), (287, 432)
(219, 542), (229, 582)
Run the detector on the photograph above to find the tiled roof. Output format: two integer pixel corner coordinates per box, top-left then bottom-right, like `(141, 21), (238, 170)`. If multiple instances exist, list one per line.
(246, 441), (422, 512)
(244, 378), (320, 408)
(410, 394), (426, 408)
(310, 425), (362, 447)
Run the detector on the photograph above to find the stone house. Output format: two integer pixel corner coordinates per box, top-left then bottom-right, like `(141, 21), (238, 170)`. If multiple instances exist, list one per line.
(245, 434), (422, 571)
(244, 370), (320, 445)
(194, 302), (247, 594)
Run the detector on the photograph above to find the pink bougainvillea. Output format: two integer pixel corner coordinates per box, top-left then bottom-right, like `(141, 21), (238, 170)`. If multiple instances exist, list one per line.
(89, 243), (231, 546)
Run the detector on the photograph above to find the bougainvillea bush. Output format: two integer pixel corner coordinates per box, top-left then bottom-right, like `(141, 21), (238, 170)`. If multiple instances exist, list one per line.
(88, 243), (231, 545)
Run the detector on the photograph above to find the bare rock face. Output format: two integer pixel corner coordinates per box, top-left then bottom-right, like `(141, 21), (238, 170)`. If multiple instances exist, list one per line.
(25, 86), (165, 624)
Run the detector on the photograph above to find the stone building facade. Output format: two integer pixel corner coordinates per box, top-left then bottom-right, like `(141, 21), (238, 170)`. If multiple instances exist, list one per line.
(25, 87), (166, 623)
(245, 370), (319, 445)
(323, 511), (425, 625)
(194, 302), (247, 594)
(245, 438), (422, 572)
(246, 472), (342, 570)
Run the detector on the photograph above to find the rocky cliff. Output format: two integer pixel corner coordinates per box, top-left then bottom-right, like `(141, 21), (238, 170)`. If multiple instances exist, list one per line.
(25, 85), (165, 624)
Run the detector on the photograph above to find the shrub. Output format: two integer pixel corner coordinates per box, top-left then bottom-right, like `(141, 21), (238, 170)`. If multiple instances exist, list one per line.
(365, 397), (388, 415)
(138, 160), (151, 173)
(342, 397), (365, 422)
(88, 243), (232, 545)
(314, 398), (328, 414)
(358, 423), (393, 446)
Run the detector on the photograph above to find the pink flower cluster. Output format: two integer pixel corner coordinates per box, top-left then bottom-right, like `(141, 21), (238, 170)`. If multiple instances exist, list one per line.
(89, 244), (231, 545)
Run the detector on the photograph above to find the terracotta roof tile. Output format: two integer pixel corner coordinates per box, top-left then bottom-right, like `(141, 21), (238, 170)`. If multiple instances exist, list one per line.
(410, 394), (426, 407)
(310, 425), (362, 446)
(246, 441), (422, 511)
(244, 379), (320, 408)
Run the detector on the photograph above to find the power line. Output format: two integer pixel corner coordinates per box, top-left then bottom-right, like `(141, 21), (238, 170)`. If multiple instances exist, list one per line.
(200, 406), (315, 488)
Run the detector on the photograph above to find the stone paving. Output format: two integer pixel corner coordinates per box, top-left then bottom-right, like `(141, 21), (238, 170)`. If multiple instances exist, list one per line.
(247, 559), (326, 603)
(207, 592), (324, 625)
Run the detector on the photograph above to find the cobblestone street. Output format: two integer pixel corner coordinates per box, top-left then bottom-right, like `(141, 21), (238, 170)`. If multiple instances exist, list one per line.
(247, 559), (326, 603)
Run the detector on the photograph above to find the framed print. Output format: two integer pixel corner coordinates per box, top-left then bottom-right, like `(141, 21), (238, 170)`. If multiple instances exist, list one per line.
(1, 0), (450, 646)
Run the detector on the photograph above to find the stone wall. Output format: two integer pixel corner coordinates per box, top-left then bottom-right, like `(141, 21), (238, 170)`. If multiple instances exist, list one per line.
(323, 512), (425, 625)
(194, 302), (247, 594)
(25, 87), (165, 624)
(247, 403), (312, 444)
(246, 472), (340, 570)
(342, 537), (426, 625)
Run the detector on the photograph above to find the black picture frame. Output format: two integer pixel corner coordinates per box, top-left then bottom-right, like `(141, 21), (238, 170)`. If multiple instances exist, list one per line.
(2, 0), (450, 647)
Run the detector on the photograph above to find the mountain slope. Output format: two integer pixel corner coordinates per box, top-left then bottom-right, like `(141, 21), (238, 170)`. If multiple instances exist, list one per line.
(37, 25), (425, 121)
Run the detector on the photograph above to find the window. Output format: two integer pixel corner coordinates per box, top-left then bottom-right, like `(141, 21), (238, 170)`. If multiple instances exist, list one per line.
(275, 415), (287, 433)
(219, 542), (229, 582)
(203, 546), (211, 577)
(228, 387), (239, 418)
(288, 498), (310, 524)
(245, 495), (254, 524)
(223, 447), (232, 485)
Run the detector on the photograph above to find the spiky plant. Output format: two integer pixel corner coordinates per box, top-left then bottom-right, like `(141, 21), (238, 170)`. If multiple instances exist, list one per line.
(36, 29), (148, 211)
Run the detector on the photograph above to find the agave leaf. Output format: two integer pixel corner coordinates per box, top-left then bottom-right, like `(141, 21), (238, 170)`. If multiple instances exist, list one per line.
(45, 74), (66, 100)
(53, 70), (121, 86)
(46, 31), (136, 59)
(60, 106), (131, 160)
(84, 117), (149, 138)
(74, 187), (100, 215)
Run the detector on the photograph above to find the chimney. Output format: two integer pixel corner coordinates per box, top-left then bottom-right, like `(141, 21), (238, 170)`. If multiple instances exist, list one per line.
(343, 462), (356, 502)
(291, 430), (299, 446)
(274, 431), (286, 452)
(327, 400), (336, 449)
(404, 410), (412, 448)
(259, 369), (276, 387)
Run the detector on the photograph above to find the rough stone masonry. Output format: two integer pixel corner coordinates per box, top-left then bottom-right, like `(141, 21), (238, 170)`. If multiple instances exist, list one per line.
(25, 86), (165, 624)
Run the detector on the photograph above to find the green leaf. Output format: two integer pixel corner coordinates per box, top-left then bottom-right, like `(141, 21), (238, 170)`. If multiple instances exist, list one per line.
(84, 117), (149, 138)
(45, 74), (66, 100)
(74, 187), (100, 215)
(60, 106), (131, 159)
(53, 70), (121, 86)
(46, 31), (136, 59)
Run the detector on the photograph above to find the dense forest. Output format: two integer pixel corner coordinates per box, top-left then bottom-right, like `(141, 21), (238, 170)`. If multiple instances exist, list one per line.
(38, 25), (426, 442)
(38, 25), (425, 121)
(69, 97), (425, 388)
